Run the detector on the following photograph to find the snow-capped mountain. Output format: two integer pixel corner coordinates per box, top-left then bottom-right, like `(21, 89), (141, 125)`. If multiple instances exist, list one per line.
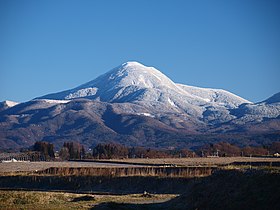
(40, 62), (249, 106)
(0, 62), (279, 150)
(38, 62), (250, 121)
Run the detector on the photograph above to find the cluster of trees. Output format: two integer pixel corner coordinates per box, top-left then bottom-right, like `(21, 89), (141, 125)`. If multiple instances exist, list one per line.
(33, 141), (55, 160)
(93, 143), (173, 159)
(92, 142), (280, 159)
(268, 142), (280, 154)
(31, 141), (280, 160)
(32, 141), (85, 161)
(198, 142), (280, 157)
(92, 143), (196, 159)
(59, 142), (85, 160)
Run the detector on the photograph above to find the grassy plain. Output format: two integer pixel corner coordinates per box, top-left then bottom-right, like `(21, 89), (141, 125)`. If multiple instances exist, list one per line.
(91, 156), (280, 165)
(0, 190), (177, 210)
(1, 157), (279, 174)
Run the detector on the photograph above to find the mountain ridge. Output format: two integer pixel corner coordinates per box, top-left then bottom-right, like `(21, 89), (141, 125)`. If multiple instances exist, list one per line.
(37, 61), (251, 120)
(0, 62), (279, 151)
(38, 62), (250, 107)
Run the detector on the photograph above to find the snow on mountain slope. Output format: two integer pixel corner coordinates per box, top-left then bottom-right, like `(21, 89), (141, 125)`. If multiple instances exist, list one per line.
(230, 100), (280, 124)
(0, 100), (20, 112)
(226, 92), (280, 124)
(0, 99), (70, 116)
(40, 62), (198, 101)
(177, 84), (251, 109)
(38, 62), (250, 119)
(262, 92), (280, 104)
(1, 100), (19, 107)
(39, 99), (70, 104)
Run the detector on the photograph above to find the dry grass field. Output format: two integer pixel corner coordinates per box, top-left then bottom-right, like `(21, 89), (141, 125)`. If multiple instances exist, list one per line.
(0, 190), (177, 210)
(0, 157), (279, 174)
(92, 156), (280, 166)
(0, 161), (143, 174)
(0, 169), (275, 210)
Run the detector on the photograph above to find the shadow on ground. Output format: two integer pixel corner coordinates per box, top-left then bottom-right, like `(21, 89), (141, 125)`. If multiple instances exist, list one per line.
(92, 202), (162, 210)
(91, 170), (280, 210)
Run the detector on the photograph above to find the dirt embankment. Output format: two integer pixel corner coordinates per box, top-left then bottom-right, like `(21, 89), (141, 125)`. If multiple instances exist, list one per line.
(92, 170), (280, 210)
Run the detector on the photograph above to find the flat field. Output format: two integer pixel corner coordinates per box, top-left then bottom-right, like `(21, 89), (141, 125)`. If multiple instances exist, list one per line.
(0, 160), (145, 174)
(1, 157), (279, 174)
(91, 156), (280, 166)
(0, 190), (176, 210)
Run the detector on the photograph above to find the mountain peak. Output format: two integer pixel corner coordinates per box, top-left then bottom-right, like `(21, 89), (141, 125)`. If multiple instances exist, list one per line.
(93, 61), (178, 91)
(38, 62), (249, 110)
(122, 61), (145, 67)
(38, 61), (175, 101)
(117, 61), (159, 75)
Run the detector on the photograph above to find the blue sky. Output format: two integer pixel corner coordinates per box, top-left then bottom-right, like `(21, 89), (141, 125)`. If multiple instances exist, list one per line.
(0, 0), (279, 103)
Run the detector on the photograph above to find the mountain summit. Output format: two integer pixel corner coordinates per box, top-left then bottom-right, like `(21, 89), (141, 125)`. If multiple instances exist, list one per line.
(39, 61), (187, 102)
(39, 62), (250, 116)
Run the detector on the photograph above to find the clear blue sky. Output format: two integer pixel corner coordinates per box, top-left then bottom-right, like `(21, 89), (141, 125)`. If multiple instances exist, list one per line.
(1, 0), (279, 103)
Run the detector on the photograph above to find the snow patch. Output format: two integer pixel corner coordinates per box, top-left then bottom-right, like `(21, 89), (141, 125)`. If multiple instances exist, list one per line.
(168, 98), (176, 107)
(42, 99), (70, 104)
(136, 112), (155, 117)
(65, 87), (98, 99)
(4, 100), (19, 107)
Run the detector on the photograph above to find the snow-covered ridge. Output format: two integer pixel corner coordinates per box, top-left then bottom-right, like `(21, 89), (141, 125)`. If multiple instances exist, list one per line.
(2, 100), (19, 107)
(37, 61), (253, 119)
(262, 92), (280, 104)
(65, 88), (98, 99)
(177, 84), (251, 108)
(35, 99), (70, 104)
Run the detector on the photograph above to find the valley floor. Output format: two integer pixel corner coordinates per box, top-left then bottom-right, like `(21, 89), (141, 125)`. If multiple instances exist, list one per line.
(1, 157), (280, 174)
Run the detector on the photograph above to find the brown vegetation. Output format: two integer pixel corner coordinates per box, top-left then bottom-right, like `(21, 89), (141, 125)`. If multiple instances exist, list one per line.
(0, 190), (176, 210)
(39, 166), (214, 177)
(1, 157), (280, 174)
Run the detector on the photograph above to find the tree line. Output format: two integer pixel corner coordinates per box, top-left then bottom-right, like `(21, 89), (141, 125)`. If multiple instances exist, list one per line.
(91, 142), (280, 159)
(30, 141), (280, 160)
